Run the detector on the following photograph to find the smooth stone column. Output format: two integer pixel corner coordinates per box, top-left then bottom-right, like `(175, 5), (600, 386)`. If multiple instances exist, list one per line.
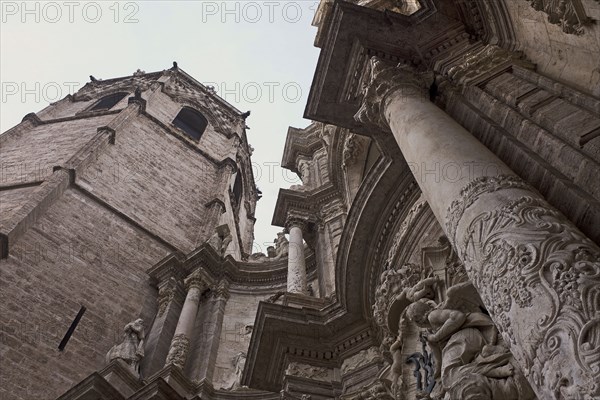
(165, 269), (206, 369)
(355, 57), (600, 399)
(286, 217), (308, 295)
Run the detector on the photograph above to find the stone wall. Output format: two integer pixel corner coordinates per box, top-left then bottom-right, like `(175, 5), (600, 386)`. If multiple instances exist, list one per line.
(503, 0), (600, 96)
(0, 188), (169, 400)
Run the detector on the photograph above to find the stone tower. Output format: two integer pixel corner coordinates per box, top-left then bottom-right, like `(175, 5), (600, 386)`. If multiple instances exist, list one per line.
(0, 65), (260, 399)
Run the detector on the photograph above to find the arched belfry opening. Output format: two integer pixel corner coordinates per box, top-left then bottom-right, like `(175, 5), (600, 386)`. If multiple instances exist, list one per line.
(172, 107), (208, 140)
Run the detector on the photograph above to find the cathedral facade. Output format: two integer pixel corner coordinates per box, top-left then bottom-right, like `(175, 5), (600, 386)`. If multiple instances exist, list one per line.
(1, 1), (600, 400)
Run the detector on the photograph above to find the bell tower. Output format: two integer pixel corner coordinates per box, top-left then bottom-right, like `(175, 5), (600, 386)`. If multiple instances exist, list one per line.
(0, 64), (258, 399)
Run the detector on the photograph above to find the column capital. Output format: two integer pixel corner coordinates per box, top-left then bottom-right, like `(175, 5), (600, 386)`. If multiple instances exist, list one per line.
(284, 215), (309, 233)
(210, 279), (231, 300)
(184, 269), (208, 292)
(354, 57), (433, 130)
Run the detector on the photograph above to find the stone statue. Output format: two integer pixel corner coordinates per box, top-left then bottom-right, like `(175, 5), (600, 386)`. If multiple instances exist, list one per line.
(297, 159), (311, 186)
(273, 231), (289, 259)
(390, 313), (406, 398)
(208, 224), (233, 257)
(406, 276), (440, 303)
(106, 318), (145, 377)
(227, 351), (248, 390)
(405, 282), (535, 400)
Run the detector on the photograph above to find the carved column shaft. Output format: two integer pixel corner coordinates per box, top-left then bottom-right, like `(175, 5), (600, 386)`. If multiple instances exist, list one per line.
(165, 270), (206, 369)
(286, 218), (308, 295)
(356, 58), (600, 399)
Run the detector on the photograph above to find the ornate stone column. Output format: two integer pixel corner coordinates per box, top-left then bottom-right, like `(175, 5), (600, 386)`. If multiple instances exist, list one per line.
(286, 217), (308, 295)
(355, 58), (600, 399)
(165, 269), (207, 369)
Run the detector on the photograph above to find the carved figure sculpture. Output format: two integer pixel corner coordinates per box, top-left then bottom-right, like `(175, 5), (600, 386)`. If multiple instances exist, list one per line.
(297, 159), (311, 186)
(273, 231), (289, 259)
(405, 282), (535, 400)
(106, 318), (145, 377)
(228, 351), (248, 390)
(390, 314), (406, 398)
(208, 224), (232, 257)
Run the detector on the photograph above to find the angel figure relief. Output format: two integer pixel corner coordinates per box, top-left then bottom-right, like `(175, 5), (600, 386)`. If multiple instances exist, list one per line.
(404, 282), (535, 400)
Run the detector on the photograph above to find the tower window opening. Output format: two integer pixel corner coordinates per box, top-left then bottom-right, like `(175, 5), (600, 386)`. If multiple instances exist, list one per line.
(232, 173), (243, 208)
(90, 92), (128, 111)
(173, 107), (208, 141)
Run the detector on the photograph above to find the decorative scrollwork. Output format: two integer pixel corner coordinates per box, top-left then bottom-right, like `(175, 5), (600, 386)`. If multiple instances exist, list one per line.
(458, 194), (600, 398)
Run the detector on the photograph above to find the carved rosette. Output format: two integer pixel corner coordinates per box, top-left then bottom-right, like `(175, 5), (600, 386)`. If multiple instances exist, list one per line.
(354, 57), (433, 130)
(446, 174), (600, 398)
(165, 333), (190, 369)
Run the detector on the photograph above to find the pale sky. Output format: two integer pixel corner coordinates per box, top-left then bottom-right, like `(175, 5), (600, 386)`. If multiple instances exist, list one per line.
(0, 1), (321, 252)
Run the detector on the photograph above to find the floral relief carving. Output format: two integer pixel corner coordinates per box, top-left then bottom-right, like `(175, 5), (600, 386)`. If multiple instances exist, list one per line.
(285, 362), (332, 382)
(165, 333), (190, 369)
(448, 175), (600, 398)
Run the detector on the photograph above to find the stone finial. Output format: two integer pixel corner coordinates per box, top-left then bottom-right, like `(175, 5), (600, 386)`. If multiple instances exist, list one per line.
(106, 318), (145, 377)
(354, 57), (433, 130)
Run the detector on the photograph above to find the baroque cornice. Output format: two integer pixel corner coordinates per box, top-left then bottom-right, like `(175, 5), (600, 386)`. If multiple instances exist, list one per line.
(243, 300), (375, 392)
(272, 184), (346, 228)
(305, 0), (469, 134)
(281, 125), (327, 171)
(147, 243), (318, 293)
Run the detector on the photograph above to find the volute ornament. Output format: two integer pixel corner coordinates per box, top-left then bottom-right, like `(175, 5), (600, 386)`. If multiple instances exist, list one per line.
(354, 57), (433, 130)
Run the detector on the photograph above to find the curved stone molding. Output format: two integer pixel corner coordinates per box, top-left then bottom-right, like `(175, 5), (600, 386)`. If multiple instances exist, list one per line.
(448, 177), (600, 398)
(384, 195), (427, 269)
(165, 333), (190, 369)
(354, 57), (433, 130)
